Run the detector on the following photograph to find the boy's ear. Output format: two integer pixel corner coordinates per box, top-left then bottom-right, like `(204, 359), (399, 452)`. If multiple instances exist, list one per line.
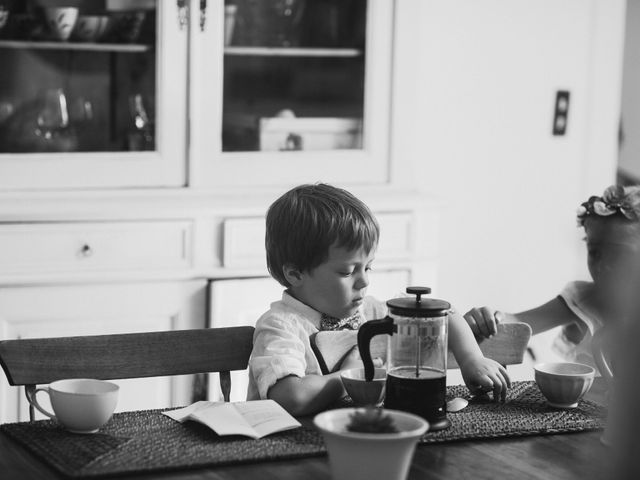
(283, 264), (304, 286)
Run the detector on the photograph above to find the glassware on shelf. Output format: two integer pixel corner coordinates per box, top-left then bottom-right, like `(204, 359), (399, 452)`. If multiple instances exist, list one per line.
(127, 93), (154, 151)
(224, 4), (237, 46)
(222, 0), (367, 152)
(272, 0), (305, 47)
(0, 4), (9, 32)
(0, 88), (79, 153)
(232, 0), (306, 47)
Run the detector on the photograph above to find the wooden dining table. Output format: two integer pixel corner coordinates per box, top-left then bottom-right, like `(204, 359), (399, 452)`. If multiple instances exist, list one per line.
(0, 378), (613, 480)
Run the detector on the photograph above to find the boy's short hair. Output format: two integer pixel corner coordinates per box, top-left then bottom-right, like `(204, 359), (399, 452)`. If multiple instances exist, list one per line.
(266, 183), (380, 287)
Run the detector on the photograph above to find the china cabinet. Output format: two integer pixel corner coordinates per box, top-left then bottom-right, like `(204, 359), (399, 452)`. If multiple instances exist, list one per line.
(0, 0), (187, 189)
(0, 0), (439, 423)
(190, 0), (393, 187)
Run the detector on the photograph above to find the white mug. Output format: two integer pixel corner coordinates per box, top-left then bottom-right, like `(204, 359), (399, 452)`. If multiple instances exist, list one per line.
(28, 378), (119, 434)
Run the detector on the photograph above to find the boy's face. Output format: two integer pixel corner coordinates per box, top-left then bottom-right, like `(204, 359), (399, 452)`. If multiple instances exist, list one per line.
(289, 245), (375, 319)
(585, 217), (640, 318)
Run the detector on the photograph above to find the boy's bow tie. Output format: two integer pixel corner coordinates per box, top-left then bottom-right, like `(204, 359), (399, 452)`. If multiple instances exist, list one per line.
(320, 311), (362, 331)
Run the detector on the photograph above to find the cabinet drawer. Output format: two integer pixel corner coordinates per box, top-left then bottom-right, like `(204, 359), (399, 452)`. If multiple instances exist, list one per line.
(222, 213), (415, 268)
(0, 221), (192, 275)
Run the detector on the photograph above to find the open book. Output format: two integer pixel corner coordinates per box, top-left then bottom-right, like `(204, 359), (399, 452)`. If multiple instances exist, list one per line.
(163, 399), (301, 439)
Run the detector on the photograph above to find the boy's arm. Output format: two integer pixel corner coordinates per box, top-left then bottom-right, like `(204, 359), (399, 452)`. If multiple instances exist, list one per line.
(448, 310), (511, 401)
(267, 372), (345, 417)
(268, 345), (364, 416)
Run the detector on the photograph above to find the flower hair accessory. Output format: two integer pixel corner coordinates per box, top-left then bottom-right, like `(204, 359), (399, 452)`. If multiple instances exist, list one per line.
(577, 185), (640, 226)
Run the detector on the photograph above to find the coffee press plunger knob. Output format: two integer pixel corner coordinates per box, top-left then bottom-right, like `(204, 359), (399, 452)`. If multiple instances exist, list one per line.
(406, 286), (431, 302)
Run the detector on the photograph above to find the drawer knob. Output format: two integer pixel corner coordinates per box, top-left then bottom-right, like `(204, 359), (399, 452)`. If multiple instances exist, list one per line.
(79, 244), (93, 258)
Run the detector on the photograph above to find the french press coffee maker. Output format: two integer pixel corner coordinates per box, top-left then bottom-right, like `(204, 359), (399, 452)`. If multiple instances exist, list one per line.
(358, 286), (452, 431)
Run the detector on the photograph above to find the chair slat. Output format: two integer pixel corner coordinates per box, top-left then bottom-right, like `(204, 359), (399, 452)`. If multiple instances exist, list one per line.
(0, 327), (255, 386)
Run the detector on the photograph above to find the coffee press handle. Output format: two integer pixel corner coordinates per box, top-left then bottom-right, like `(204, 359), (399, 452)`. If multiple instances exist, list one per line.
(358, 317), (395, 381)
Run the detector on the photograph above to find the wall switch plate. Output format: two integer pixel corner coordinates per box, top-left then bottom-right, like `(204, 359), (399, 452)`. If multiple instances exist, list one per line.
(552, 90), (570, 136)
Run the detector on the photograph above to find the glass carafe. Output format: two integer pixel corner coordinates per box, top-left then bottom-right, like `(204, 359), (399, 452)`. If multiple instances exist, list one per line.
(358, 286), (452, 431)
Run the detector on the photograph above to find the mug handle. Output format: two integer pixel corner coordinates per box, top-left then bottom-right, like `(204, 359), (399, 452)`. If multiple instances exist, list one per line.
(592, 329), (614, 383)
(26, 386), (57, 419)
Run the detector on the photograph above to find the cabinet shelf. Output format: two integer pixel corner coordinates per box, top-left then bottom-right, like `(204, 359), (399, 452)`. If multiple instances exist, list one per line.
(224, 46), (363, 58)
(0, 40), (152, 53)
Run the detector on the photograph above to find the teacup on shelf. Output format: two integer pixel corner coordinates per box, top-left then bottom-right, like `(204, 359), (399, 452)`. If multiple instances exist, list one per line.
(44, 7), (79, 41)
(105, 11), (146, 43)
(72, 15), (110, 42)
(0, 5), (9, 31)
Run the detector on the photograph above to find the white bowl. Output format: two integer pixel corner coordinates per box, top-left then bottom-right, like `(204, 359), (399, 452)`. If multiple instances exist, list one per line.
(341, 367), (386, 406)
(314, 408), (428, 480)
(534, 362), (595, 408)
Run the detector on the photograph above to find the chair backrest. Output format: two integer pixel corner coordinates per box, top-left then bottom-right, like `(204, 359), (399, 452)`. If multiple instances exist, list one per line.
(0, 327), (255, 419)
(447, 322), (532, 368)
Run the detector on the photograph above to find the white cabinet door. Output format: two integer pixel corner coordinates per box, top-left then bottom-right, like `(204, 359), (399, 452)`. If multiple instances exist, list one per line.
(0, 1), (187, 190)
(207, 269), (413, 402)
(189, 0), (394, 187)
(0, 281), (206, 423)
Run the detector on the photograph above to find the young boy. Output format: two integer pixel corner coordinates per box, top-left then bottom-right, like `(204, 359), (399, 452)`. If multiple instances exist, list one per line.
(247, 183), (510, 415)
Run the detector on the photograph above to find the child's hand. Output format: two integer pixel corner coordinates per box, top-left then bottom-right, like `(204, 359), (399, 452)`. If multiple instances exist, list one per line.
(464, 307), (504, 338)
(459, 356), (511, 402)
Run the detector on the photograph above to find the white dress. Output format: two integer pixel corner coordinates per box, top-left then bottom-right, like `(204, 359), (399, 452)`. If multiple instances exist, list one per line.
(553, 281), (604, 370)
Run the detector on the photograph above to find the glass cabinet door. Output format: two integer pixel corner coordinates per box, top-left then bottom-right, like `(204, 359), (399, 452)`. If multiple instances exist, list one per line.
(190, 0), (393, 187)
(0, 0), (187, 190)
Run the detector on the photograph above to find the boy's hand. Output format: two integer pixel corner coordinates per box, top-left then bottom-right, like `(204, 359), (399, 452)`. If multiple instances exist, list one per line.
(459, 356), (511, 402)
(464, 307), (504, 338)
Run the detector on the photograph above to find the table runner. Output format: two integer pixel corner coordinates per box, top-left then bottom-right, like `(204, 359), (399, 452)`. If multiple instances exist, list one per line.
(0, 381), (606, 478)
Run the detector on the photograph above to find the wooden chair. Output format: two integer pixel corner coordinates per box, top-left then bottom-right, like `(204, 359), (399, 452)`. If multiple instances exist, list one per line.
(0, 327), (255, 421)
(312, 322), (532, 373)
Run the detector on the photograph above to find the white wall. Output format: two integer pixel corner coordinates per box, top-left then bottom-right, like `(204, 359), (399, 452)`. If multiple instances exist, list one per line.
(620, 0), (640, 180)
(391, 0), (624, 317)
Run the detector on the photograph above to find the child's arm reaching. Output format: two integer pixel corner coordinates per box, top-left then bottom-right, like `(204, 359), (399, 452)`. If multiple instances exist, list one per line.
(448, 309), (511, 401)
(465, 296), (583, 338)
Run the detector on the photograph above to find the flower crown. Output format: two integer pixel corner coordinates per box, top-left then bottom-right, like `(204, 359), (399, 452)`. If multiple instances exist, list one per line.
(577, 185), (640, 226)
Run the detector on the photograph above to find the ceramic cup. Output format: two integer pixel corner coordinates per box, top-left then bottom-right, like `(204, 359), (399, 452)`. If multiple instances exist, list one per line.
(341, 367), (386, 406)
(534, 362), (595, 408)
(314, 408), (428, 480)
(44, 7), (79, 41)
(72, 15), (110, 42)
(27, 378), (119, 433)
(0, 6), (9, 31)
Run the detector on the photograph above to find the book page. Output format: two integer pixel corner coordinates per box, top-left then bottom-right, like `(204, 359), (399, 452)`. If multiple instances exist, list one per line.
(190, 403), (258, 438)
(163, 399), (300, 439)
(234, 400), (301, 439)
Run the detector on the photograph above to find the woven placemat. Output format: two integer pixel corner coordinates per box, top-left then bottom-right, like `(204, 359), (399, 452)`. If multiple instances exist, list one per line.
(422, 381), (605, 444)
(0, 381), (605, 478)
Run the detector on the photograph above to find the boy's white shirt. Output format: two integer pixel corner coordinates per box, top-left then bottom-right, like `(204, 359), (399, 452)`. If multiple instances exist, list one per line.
(247, 291), (386, 400)
(553, 280), (604, 369)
